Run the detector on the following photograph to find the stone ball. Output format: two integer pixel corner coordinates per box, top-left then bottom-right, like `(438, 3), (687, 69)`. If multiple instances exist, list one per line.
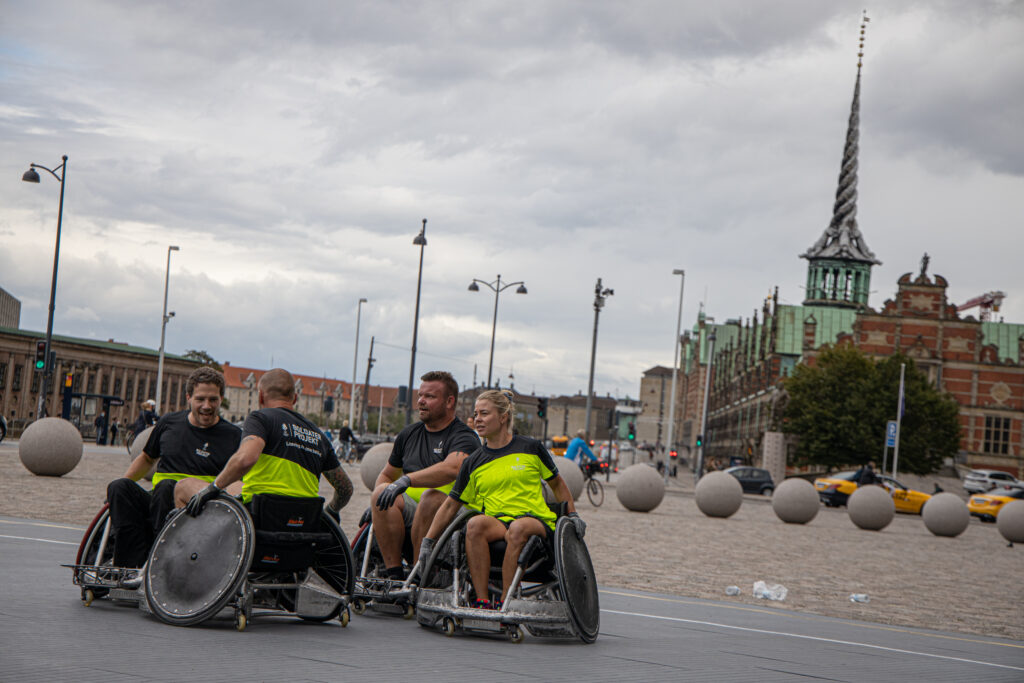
(558, 457), (584, 500)
(694, 470), (743, 518)
(996, 499), (1024, 544)
(921, 492), (970, 537)
(847, 485), (895, 531)
(615, 464), (665, 512)
(129, 426), (158, 480)
(360, 442), (394, 491)
(771, 478), (820, 524)
(19, 417), (83, 476)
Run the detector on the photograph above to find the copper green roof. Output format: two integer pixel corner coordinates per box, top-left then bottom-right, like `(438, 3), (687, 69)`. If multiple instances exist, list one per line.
(774, 305), (857, 355)
(0, 324), (193, 361)
(981, 321), (1024, 364)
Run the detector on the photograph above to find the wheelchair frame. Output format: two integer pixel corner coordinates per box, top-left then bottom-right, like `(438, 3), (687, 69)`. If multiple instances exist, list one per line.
(415, 508), (599, 643)
(350, 515), (420, 618)
(64, 504), (146, 606)
(143, 494), (356, 631)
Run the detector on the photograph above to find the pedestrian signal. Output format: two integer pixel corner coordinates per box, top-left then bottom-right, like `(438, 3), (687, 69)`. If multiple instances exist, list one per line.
(34, 340), (47, 371)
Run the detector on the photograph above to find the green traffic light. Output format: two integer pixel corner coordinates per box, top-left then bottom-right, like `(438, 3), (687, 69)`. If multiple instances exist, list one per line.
(35, 360), (45, 369)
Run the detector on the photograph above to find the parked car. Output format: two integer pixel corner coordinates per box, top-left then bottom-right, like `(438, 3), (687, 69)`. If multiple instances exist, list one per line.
(967, 485), (1024, 522)
(962, 469), (1020, 494)
(724, 466), (774, 495)
(814, 471), (931, 514)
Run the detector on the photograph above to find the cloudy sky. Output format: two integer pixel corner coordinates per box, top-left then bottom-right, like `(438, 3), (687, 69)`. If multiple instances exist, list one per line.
(2, 1), (1022, 399)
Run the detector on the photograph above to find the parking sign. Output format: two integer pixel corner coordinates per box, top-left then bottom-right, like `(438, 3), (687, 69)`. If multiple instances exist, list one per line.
(886, 420), (897, 447)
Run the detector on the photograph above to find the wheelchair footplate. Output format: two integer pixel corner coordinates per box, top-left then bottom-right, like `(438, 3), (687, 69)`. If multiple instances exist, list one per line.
(63, 563), (145, 605)
(352, 575), (418, 618)
(416, 590), (576, 641)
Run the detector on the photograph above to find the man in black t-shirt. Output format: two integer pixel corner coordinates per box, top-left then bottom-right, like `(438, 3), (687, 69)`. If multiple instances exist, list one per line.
(106, 367), (241, 568)
(185, 368), (354, 518)
(371, 371), (480, 579)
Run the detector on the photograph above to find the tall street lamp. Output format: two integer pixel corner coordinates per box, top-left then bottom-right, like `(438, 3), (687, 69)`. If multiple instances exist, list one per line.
(467, 274), (527, 387)
(22, 155), (68, 420)
(663, 269), (685, 485)
(349, 297), (367, 430)
(695, 327), (717, 481)
(584, 278), (614, 437)
(406, 219), (427, 427)
(155, 245), (180, 414)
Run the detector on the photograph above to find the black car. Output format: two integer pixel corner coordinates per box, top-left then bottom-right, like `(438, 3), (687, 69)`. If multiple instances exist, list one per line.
(724, 466), (774, 495)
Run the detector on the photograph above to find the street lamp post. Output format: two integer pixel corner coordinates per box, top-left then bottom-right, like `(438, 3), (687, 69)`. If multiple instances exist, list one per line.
(695, 328), (717, 481)
(584, 278), (614, 438)
(663, 269), (685, 485)
(22, 155), (68, 420)
(467, 274), (527, 387)
(349, 297), (367, 430)
(406, 219), (427, 427)
(155, 245), (180, 414)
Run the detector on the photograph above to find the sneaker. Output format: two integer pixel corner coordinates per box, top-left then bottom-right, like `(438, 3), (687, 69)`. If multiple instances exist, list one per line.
(121, 569), (143, 589)
(471, 598), (491, 610)
(492, 599), (503, 611)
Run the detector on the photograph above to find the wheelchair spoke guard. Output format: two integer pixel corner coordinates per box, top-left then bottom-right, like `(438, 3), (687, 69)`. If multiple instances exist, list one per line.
(145, 498), (254, 626)
(554, 516), (600, 643)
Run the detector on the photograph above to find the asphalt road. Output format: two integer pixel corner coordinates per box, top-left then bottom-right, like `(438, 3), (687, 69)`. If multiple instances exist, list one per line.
(2, 515), (1022, 682)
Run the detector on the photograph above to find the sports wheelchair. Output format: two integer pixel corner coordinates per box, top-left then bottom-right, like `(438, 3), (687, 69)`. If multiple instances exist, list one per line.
(349, 507), (420, 618)
(65, 503), (146, 607)
(415, 505), (599, 643)
(142, 493), (356, 631)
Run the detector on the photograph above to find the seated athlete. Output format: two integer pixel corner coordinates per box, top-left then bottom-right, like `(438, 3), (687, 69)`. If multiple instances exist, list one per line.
(106, 367), (242, 572)
(184, 368), (353, 519)
(421, 390), (584, 609)
(371, 371), (480, 579)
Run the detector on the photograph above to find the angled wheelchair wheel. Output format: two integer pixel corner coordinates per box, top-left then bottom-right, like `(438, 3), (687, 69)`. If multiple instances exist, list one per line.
(554, 516), (600, 643)
(144, 497), (254, 627)
(419, 508), (478, 590)
(311, 512), (356, 597)
(76, 505), (114, 600)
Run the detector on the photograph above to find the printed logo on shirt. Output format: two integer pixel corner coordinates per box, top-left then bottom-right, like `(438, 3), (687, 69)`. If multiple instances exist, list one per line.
(195, 442), (211, 459)
(433, 439), (444, 455)
(511, 456), (524, 471)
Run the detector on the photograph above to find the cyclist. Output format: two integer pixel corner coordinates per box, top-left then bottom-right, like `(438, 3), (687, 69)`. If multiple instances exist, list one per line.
(338, 420), (357, 463)
(184, 368), (354, 518)
(371, 371), (480, 580)
(421, 390), (583, 609)
(106, 367), (241, 571)
(566, 428), (599, 473)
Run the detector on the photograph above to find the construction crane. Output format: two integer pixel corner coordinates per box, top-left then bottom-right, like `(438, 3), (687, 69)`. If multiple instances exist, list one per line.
(957, 291), (1005, 321)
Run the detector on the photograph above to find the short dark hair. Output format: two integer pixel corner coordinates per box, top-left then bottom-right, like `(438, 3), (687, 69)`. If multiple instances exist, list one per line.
(420, 370), (458, 401)
(186, 366), (226, 397)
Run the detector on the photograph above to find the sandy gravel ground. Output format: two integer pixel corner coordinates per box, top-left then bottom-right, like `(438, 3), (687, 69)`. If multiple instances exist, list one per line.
(2, 442), (1021, 641)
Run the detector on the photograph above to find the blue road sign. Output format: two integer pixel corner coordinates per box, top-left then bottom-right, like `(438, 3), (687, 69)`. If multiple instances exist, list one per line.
(886, 420), (897, 447)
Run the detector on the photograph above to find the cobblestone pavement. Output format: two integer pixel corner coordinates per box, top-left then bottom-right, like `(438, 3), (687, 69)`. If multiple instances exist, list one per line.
(2, 442), (1021, 641)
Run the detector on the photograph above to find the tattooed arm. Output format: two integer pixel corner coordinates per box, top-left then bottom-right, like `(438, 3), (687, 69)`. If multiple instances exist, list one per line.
(323, 466), (354, 512)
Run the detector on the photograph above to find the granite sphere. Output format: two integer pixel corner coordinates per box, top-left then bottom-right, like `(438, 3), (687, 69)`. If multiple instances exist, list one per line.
(558, 458), (584, 500)
(694, 470), (743, 518)
(847, 485), (894, 531)
(771, 478), (820, 524)
(19, 417), (83, 476)
(996, 499), (1024, 544)
(615, 464), (665, 512)
(360, 442), (394, 491)
(129, 426), (158, 480)
(921, 492), (970, 537)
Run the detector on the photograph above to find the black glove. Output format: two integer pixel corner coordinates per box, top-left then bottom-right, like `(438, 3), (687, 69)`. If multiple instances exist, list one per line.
(567, 512), (586, 539)
(418, 537), (436, 563)
(324, 505), (340, 523)
(186, 483), (222, 517)
(376, 475), (411, 511)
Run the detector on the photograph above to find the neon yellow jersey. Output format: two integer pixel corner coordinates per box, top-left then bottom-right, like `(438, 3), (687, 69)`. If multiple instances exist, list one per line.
(450, 435), (559, 530)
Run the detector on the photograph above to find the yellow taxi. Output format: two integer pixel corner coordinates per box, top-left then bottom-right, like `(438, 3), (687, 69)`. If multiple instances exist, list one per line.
(550, 435), (569, 457)
(968, 486), (1024, 522)
(814, 471), (931, 514)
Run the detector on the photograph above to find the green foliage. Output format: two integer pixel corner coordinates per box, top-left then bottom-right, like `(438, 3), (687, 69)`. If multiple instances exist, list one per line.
(782, 346), (961, 474)
(183, 349), (222, 372)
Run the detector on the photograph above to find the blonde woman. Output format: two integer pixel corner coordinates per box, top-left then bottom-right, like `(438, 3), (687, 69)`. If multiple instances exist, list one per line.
(421, 390), (584, 609)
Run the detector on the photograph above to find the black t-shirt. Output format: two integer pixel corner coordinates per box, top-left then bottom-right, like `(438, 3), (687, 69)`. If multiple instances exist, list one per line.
(143, 410), (242, 485)
(338, 426), (355, 442)
(387, 418), (480, 474)
(240, 407), (340, 501)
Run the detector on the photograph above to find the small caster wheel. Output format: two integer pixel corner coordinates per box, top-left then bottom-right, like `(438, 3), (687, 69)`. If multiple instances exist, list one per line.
(235, 613), (247, 631)
(442, 616), (457, 637)
(83, 589), (95, 607)
(339, 608), (350, 627)
(351, 598), (366, 616)
(402, 603), (415, 620)
(507, 625), (525, 644)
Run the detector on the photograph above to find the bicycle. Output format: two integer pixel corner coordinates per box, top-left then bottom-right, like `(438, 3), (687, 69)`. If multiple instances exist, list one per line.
(579, 460), (607, 507)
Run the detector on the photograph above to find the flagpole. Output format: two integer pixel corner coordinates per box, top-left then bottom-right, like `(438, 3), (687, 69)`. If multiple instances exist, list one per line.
(892, 363), (906, 478)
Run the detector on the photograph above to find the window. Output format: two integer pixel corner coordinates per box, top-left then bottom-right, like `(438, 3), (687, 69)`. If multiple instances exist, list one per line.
(12, 365), (23, 391)
(114, 378), (122, 396)
(125, 381), (133, 401)
(983, 416), (1011, 455)
(86, 373), (95, 393)
(0, 362), (6, 389)
(100, 375), (109, 393)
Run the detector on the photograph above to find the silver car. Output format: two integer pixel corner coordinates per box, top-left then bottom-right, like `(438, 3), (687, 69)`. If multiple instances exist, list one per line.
(963, 469), (1019, 494)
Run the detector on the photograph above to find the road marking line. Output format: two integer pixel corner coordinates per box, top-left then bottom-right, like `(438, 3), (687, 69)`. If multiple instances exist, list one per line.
(601, 589), (1024, 650)
(0, 534), (77, 546)
(602, 609), (1024, 671)
(0, 519), (83, 531)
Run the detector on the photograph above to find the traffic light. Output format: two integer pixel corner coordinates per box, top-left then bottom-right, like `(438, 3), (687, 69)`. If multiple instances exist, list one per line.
(695, 434), (703, 447)
(627, 422), (636, 440)
(34, 340), (47, 371)
(536, 397), (548, 419)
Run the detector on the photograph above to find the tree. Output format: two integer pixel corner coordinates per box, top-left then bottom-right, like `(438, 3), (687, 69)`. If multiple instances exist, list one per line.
(182, 349), (222, 372)
(782, 346), (960, 474)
